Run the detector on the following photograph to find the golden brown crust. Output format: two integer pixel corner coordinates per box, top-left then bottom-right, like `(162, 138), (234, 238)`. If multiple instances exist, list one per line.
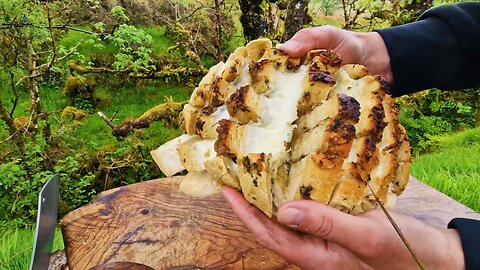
(237, 153), (273, 217)
(297, 71), (336, 116)
(249, 59), (274, 94)
(245, 38), (272, 62)
(189, 63), (223, 107)
(194, 114), (218, 139)
(226, 85), (260, 124)
(391, 125), (411, 194)
(180, 104), (199, 135)
(291, 94), (360, 161)
(214, 119), (241, 159)
(290, 152), (344, 204)
(209, 76), (228, 107)
(221, 47), (247, 82)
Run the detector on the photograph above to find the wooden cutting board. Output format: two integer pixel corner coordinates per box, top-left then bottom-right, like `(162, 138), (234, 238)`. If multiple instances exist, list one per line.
(61, 176), (480, 270)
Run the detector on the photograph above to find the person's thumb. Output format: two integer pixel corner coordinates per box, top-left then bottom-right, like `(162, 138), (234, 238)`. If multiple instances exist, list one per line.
(279, 26), (344, 57)
(277, 200), (388, 258)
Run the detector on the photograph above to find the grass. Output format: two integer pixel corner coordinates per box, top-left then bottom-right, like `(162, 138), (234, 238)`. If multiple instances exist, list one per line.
(72, 80), (191, 152)
(0, 229), (64, 270)
(411, 128), (480, 211)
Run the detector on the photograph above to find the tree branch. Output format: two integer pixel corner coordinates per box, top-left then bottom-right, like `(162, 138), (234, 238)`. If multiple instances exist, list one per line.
(14, 40), (83, 87)
(50, 25), (98, 35)
(9, 71), (18, 118)
(69, 62), (207, 79)
(97, 111), (117, 129)
(56, 39), (83, 62)
(99, 98), (186, 141)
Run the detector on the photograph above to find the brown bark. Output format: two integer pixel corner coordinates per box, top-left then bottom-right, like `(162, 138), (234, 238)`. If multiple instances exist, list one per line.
(476, 108), (480, 127)
(0, 98), (25, 153)
(238, 0), (270, 41)
(213, 0), (223, 59)
(283, 0), (311, 41)
(0, 100), (17, 136)
(27, 39), (41, 132)
(340, 0), (350, 29)
(98, 98), (186, 141)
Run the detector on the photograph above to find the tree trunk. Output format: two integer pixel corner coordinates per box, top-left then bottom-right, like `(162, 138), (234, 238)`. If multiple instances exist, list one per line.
(283, 0), (310, 41)
(213, 0), (224, 60)
(238, 0), (270, 41)
(0, 98), (24, 153)
(0, 100), (18, 137)
(476, 108), (480, 127)
(27, 39), (41, 133)
(340, 0), (350, 29)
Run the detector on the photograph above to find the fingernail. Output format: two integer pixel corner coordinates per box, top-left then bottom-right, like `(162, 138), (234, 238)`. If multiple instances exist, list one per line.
(278, 207), (304, 225)
(280, 40), (300, 51)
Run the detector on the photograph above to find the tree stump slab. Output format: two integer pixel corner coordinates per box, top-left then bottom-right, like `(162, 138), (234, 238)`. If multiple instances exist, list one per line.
(61, 176), (480, 270)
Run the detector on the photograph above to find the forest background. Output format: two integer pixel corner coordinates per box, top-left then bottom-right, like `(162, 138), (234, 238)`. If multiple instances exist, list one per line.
(0, 0), (478, 238)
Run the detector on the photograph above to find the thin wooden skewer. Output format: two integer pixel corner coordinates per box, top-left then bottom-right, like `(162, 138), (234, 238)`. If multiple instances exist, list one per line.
(366, 183), (426, 270)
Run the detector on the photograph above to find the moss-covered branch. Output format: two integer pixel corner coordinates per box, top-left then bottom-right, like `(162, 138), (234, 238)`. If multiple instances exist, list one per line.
(69, 62), (207, 79)
(98, 97), (186, 141)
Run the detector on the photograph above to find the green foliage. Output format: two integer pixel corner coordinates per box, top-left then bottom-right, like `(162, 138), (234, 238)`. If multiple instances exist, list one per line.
(318, 0), (341, 16)
(0, 229), (64, 270)
(111, 6), (129, 23)
(399, 111), (453, 155)
(0, 73), (190, 228)
(411, 128), (480, 211)
(86, 7), (156, 71)
(399, 89), (478, 154)
(0, 136), (96, 228)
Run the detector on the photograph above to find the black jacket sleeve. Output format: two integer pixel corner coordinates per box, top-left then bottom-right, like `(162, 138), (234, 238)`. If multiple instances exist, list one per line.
(376, 2), (480, 97)
(448, 218), (480, 270)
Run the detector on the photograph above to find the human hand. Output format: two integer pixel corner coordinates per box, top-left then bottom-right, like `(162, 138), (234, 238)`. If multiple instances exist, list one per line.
(222, 187), (464, 270)
(279, 26), (393, 83)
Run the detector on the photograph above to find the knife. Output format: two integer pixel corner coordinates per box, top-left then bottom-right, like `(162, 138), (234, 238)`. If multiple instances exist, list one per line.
(29, 174), (60, 270)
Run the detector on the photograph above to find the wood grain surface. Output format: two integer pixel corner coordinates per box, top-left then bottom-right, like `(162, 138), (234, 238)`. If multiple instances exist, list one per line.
(61, 176), (297, 270)
(395, 177), (480, 227)
(62, 176), (480, 270)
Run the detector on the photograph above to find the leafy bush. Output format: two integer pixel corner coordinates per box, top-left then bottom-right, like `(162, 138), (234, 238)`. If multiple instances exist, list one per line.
(0, 137), (96, 229)
(398, 88), (479, 155)
(399, 110), (453, 155)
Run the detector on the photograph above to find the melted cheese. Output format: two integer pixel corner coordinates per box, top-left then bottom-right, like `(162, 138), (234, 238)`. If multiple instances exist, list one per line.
(240, 66), (308, 159)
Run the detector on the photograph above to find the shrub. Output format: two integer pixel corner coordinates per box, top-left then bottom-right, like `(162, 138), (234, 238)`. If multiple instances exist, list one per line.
(398, 88), (478, 155)
(63, 76), (97, 111)
(0, 137), (96, 229)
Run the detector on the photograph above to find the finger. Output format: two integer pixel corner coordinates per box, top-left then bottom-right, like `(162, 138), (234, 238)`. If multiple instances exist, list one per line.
(279, 26), (345, 57)
(277, 200), (390, 258)
(221, 186), (302, 249)
(221, 187), (329, 267)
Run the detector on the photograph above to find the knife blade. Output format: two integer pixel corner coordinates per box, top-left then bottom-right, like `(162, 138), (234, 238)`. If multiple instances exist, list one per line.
(29, 174), (60, 270)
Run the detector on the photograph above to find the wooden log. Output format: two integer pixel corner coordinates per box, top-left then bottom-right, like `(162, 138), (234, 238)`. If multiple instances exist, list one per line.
(61, 176), (480, 269)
